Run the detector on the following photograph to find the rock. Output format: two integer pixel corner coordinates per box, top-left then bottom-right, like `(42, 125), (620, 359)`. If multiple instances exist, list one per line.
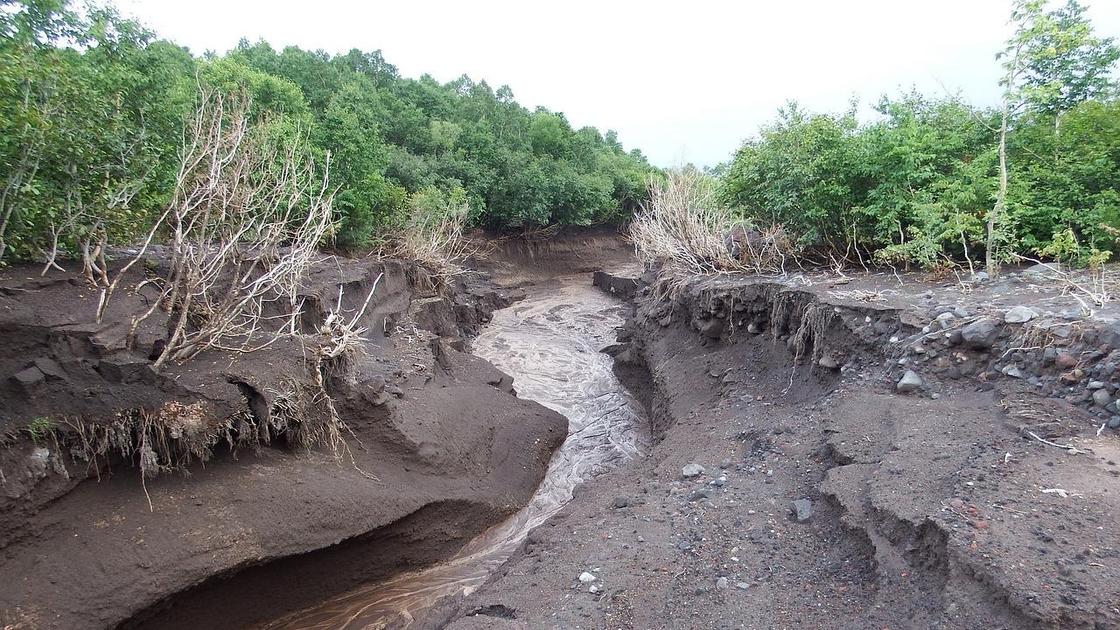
(1093, 389), (1112, 408)
(736, 582), (751, 590)
(11, 366), (45, 393)
(698, 318), (724, 339)
(1002, 365), (1024, 379)
(589, 584), (601, 594)
(1004, 306), (1038, 324)
(1109, 416), (1120, 429)
(961, 318), (1000, 349)
(935, 312), (956, 330)
(1042, 347), (1057, 365)
(896, 370), (923, 394)
(1061, 368), (1085, 384)
(1088, 380), (1106, 390)
(687, 489), (712, 502)
(746, 322), (762, 334)
(818, 355), (840, 370)
(1052, 349), (1079, 369)
(790, 498), (813, 522)
(716, 577), (729, 590)
(32, 357), (66, 380)
(658, 315), (673, 327)
(611, 496), (629, 509)
(681, 463), (705, 478)
(578, 572), (597, 584)
(1024, 262), (1061, 277)
(972, 271), (990, 283)
(954, 307), (970, 318)
(27, 447), (51, 479)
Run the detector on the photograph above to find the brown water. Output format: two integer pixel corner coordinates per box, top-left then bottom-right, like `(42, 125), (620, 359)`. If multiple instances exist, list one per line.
(262, 279), (648, 629)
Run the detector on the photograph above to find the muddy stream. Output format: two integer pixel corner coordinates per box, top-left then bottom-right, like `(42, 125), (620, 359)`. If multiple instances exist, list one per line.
(262, 278), (648, 629)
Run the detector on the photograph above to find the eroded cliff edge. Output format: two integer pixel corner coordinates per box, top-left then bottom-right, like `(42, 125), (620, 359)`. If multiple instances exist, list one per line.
(0, 256), (566, 630)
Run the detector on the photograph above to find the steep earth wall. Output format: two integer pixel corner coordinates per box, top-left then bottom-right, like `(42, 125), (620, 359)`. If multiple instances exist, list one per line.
(0, 256), (566, 630)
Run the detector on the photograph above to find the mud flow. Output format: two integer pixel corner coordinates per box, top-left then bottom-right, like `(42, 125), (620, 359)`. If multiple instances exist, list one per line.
(263, 278), (648, 628)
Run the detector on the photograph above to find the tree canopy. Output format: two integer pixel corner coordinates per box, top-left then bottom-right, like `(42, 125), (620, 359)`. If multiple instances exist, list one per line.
(0, 0), (657, 263)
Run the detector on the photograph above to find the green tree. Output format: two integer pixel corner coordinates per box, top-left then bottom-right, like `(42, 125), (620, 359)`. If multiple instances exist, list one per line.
(986, 0), (1118, 275)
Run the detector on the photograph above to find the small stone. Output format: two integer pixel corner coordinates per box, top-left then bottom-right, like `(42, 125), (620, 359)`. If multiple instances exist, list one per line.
(1024, 262), (1061, 277)
(935, 312), (956, 330)
(736, 582), (751, 590)
(589, 584), (601, 594)
(791, 498), (813, 522)
(612, 496), (630, 509)
(1108, 416), (1120, 429)
(699, 318), (724, 338)
(1042, 347), (1058, 365)
(746, 322), (762, 334)
(579, 572), (597, 583)
(682, 463), (705, 478)
(1002, 365), (1024, 379)
(972, 271), (990, 282)
(716, 577), (729, 590)
(1004, 306), (1038, 324)
(1061, 369), (1085, 384)
(1088, 380), (1106, 390)
(27, 447), (51, 478)
(896, 370), (923, 394)
(688, 489), (712, 502)
(719, 458), (732, 469)
(961, 319), (1000, 349)
(1093, 389), (1112, 408)
(11, 366), (45, 391)
(818, 355), (840, 370)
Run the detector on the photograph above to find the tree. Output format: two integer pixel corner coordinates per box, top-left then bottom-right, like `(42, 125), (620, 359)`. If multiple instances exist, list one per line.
(986, 0), (1119, 275)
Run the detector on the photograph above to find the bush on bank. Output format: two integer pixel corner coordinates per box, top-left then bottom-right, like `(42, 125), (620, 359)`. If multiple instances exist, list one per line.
(0, 0), (657, 265)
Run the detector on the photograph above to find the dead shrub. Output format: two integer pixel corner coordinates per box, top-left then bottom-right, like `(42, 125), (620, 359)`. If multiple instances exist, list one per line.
(113, 88), (336, 369)
(389, 187), (472, 277)
(629, 170), (792, 275)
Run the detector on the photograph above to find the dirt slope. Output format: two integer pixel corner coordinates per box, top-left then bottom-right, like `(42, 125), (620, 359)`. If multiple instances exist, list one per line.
(436, 268), (1120, 629)
(0, 256), (566, 630)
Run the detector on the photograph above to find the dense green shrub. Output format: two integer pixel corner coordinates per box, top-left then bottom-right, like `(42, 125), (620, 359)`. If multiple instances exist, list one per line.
(0, 0), (657, 265)
(719, 91), (1120, 268)
(720, 0), (1119, 271)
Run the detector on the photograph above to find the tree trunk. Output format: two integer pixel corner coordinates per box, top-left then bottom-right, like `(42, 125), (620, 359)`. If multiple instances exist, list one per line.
(987, 107), (1009, 277)
(987, 45), (1022, 279)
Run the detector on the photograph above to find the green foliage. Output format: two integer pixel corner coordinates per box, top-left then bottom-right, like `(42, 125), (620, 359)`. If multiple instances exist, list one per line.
(0, 0), (656, 264)
(721, 1), (1119, 271)
(23, 416), (55, 444)
(0, 1), (195, 262)
(721, 88), (1120, 268)
(1015, 0), (1120, 117)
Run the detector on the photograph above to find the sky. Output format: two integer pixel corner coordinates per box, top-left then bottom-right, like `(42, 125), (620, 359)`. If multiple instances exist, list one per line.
(118, 0), (1120, 168)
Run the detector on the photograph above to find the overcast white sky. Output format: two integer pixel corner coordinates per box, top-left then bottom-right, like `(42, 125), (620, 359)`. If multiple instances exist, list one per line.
(118, 0), (1120, 168)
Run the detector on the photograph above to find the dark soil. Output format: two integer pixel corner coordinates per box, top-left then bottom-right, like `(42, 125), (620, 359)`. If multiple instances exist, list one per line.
(433, 264), (1120, 630)
(0, 255), (566, 630)
(5, 236), (1120, 630)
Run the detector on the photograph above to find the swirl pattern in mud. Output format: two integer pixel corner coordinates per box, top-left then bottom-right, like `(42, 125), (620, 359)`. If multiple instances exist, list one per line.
(263, 279), (648, 629)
